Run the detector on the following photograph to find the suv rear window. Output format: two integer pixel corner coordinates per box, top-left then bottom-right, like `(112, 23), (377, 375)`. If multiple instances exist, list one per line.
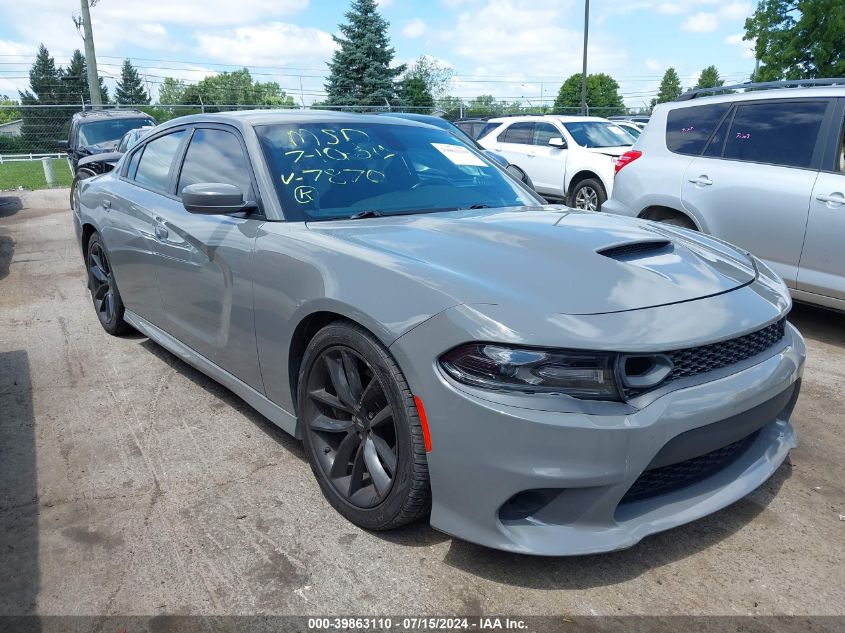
(666, 103), (731, 155)
(720, 100), (827, 169)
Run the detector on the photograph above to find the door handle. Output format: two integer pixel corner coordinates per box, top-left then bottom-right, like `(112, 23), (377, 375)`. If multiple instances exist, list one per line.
(688, 176), (713, 186)
(816, 192), (845, 206)
(154, 223), (169, 240)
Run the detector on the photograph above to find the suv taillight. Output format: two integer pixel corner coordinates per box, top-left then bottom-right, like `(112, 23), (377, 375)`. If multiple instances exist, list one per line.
(615, 150), (642, 174)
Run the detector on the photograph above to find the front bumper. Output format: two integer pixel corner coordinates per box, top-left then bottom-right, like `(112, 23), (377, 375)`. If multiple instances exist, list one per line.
(391, 317), (804, 556)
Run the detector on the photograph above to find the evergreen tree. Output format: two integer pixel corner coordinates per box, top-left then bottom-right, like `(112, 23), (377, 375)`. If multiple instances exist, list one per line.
(398, 76), (434, 111)
(650, 67), (683, 108)
(19, 44), (63, 151)
(745, 0), (845, 80)
(115, 59), (150, 105)
(695, 65), (724, 89)
(61, 49), (108, 105)
(553, 73), (625, 115)
(324, 0), (405, 107)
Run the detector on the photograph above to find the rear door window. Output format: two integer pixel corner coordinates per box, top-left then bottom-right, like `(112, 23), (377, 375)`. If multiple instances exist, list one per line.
(132, 130), (187, 192)
(721, 100), (828, 169)
(498, 122), (534, 144)
(666, 103), (731, 155)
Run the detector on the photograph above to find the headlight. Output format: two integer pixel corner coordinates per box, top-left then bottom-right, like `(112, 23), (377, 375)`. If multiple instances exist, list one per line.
(439, 343), (621, 401)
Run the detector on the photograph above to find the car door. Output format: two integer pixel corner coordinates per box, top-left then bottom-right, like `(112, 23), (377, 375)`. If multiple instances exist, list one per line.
(680, 99), (829, 287)
(102, 129), (188, 326)
(151, 125), (265, 391)
(528, 121), (567, 196)
(797, 108), (845, 302)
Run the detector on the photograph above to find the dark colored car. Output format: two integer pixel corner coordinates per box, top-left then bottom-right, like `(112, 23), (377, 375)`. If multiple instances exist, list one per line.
(379, 113), (534, 189)
(60, 109), (156, 172)
(70, 125), (156, 209)
(454, 118), (500, 140)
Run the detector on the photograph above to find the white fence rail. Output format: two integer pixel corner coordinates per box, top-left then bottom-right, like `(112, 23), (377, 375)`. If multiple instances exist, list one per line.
(0, 152), (66, 163)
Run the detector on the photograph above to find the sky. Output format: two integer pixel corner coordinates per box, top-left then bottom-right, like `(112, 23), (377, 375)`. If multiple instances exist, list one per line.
(0, 0), (758, 108)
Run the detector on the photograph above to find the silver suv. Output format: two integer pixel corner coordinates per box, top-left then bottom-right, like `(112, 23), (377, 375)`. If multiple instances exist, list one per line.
(603, 82), (845, 312)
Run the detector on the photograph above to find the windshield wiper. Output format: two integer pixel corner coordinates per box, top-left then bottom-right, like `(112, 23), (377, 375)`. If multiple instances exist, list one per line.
(466, 203), (491, 209)
(348, 210), (383, 220)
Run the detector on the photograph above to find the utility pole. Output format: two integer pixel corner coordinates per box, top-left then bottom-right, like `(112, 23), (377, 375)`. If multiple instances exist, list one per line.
(580, 0), (589, 115)
(78, 0), (102, 107)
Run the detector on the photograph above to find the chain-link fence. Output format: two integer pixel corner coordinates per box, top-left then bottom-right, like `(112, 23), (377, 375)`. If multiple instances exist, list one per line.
(0, 102), (643, 158)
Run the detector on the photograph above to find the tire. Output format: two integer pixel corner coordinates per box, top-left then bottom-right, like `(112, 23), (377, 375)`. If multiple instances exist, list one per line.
(657, 215), (698, 230)
(298, 322), (431, 530)
(70, 167), (97, 210)
(569, 178), (607, 212)
(86, 232), (131, 335)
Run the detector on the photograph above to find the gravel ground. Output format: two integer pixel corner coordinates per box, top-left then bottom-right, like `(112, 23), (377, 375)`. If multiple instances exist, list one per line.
(0, 189), (842, 620)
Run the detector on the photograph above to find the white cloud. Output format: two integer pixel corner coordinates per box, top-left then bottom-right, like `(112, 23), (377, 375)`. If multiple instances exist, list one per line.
(719, 1), (752, 20)
(401, 19), (427, 39)
(195, 22), (336, 67)
(644, 58), (663, 71)
(446, 0), (627, 103)
(682, 11), (719, 32)
(726, 32), (755, 59)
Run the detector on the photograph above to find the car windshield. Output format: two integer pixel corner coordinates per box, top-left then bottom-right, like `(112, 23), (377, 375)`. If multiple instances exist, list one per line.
(256, 122), (541, 222)
(78, 117), (155, 146)
(562, 121), (633, 148)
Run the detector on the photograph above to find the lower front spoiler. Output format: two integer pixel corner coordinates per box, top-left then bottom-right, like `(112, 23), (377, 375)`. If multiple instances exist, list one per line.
(475, 417), (796, 556)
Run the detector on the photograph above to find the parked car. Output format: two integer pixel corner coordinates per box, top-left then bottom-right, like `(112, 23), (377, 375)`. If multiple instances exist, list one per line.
(377, 112), (534, 189)
(612, 120), (643, 139)
(604, 82), (845, 312)
(70, 125), (155, 210)
(74, 110), (803, 555)
(60, 109), (156, 171)
(609, 115), (650, 128)
(454, 118), (500, 140)
(477, 115), (634, 210)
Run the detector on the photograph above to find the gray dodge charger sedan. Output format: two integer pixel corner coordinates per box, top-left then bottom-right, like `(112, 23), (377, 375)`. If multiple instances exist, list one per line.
(73, 110), (805, 555)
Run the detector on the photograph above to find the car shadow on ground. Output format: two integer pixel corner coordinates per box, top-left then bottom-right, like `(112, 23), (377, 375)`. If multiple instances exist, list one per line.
(440, 459), (791, 588)
(788, 303), (844, 348)
(137, 338), (305, 462)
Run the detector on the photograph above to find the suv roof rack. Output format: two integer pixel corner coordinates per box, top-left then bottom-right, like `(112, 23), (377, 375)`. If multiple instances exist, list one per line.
(676, 78), (845, 101)
(74, 108), (150, 119)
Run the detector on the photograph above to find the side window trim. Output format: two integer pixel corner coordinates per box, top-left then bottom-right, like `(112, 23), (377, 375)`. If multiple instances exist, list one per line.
(818, 97), (845, 174)
(701, 105), (736, 158)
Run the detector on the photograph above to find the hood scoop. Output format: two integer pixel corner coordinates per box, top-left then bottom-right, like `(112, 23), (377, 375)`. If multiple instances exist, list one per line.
(598, 239), (673, 261)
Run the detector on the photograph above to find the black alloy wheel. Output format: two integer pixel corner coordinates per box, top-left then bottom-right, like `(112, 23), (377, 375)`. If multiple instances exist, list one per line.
(86, 233), (130, 335)
(299, 323), (430, 530)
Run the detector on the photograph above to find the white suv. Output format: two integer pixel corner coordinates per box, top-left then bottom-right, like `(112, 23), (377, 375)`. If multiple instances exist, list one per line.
(603, 83), (845, 312)
(476, 115), (634, 210)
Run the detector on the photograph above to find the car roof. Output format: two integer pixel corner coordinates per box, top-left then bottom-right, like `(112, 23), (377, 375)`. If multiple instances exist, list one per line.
(153, 109), (437, 133)
(487, 115), (612, 124)
(375, 112), (456, 130)
(664, 85), (845, 110)
(73, 109), (154, 122)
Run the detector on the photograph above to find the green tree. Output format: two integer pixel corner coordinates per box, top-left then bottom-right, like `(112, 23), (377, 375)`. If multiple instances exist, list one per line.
(157, 77), (186, 105)
(465, 94), (501, 118)
(61, 49), (108, 105)
(115, 59), (149, 105)
(553, 73), (625, 115)
(436, 95), (465, 120)
(745, 0), (845, 80)
(405, 56), (454, 99)
(650, 67), (683, 108)
(324, 0), (405, 107)
(0, 96), (20, 124)
(19, 45), (64, 151)
(398, 76), (434, 111)
(695, 65), (724, 89)
(187, 69), (294, 109)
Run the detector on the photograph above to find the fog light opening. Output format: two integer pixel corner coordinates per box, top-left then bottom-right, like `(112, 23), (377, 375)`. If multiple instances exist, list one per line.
(499, 489), (562, 522)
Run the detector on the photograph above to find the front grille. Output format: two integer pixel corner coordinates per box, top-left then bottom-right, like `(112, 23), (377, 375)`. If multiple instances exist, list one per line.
(624, 319), (786, 398)
(620, 432), (758, 504)
(666, 319), (786, 381)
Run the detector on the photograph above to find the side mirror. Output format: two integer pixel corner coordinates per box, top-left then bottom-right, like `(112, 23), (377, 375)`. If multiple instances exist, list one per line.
(182, 183), (250, 215)
(56, 140), (69, 152)
(548, 137), (566, 148)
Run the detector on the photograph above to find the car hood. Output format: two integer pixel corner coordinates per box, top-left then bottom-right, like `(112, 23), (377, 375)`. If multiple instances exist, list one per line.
(307, 207), (757, 315)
